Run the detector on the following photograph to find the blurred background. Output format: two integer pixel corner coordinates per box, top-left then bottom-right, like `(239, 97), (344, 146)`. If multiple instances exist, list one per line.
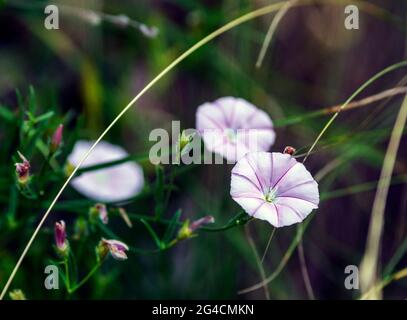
(0, 0), (406, 299)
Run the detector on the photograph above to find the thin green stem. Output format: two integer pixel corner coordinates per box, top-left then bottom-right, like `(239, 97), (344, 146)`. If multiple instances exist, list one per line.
(245, 224), (270, 300)
(64, 258), (71, 292)
(140, 219), (163, 249)
(261, 228), (276, 264)
(302, 61), (407, 162)
(68, 263), (102, 294)
(238, 214), (312, 295)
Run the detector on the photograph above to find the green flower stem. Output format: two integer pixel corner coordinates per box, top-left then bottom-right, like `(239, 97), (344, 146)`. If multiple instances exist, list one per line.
(140, 219), (163, 249)
(64, 258), (71, 292)
(68, 262), (102, 295)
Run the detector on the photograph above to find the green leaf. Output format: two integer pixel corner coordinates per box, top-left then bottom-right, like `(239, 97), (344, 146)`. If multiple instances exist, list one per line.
(162, 209), (182, 244)
(0, 104), (15, 122)
(140, 218), (163, 249)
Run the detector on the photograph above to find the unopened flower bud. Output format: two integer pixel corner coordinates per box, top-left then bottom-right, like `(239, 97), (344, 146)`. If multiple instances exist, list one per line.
(283, 146), (296, 156)
(98, 238), (129, 261)
(179, 130), (194, 151)
(54, 220), (69, 256)
(176, 130), (196, 163)
(64, 161), (75, 177)
(50, 124), (63, 153)
(9, 289), (26, 300)
(89, 203), (108, 224)
(190, 215), (215, 232)
(96, 240), (109, 262)
(177, 215), (215, 240)
(15, 151), (30, 185)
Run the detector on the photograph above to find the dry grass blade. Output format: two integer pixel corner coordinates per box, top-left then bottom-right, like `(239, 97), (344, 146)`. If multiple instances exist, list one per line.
(360, 267), (407, 300)
(245, 225), (270, 299)
(359, 94), (407, 299)
(256, 0), (298, 68)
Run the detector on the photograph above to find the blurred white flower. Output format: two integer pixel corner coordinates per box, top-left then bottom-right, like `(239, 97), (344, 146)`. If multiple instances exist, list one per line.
(196, 97), (275, 162)
(68, 140), (144, 202)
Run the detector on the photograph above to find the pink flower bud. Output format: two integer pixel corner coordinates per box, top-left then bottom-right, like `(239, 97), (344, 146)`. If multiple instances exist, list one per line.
(95, 203), (108, 224)
(55, 220), (68, 252)
(177, 215), (215, 240)
(189, 215), (215, 232)
(51, 124), (64, 152)
(101, 238), (129, 261)
(89, 203), (109, 224)
(15, 151), (30, 185)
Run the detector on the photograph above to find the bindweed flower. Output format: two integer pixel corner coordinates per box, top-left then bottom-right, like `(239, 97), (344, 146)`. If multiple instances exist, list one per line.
(15, 151), (31, 185)
(54, 220), (69, 255)
(67, 140), (144, 202)
(98, 238), (129, 261)
(9, 289), (26, 300)
(231, 152), (319, 227)
(89, 203), (108, 224)
(50, 124), (64, 153)
(196, 97), (275, 162)
(177, 215), (215, 240)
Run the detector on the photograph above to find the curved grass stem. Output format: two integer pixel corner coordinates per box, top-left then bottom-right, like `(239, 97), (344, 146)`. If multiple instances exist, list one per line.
(359, 94), (407, 299)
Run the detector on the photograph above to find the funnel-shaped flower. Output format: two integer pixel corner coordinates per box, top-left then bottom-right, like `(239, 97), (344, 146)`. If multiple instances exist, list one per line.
(67, 140), (144, 202)
(231, 152), (319, 227)
(196, 97), (275, 162)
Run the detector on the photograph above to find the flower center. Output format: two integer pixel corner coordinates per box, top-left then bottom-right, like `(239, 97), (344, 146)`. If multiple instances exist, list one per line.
(225, 128), (237, 142)
(264, 187), (277, 203)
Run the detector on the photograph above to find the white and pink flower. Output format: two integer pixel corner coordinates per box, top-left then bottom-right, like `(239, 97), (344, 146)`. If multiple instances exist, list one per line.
(67, 140), (144, 202)
(231, 152), (319, 227)
(101, 238), (129, 261)
(196, 97), (275, 163)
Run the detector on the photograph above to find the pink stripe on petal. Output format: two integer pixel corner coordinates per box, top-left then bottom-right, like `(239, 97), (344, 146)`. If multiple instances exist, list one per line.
(231, 172), (262, 192)
(278, 196), (318, 207)
(277, 180), (315, 197)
